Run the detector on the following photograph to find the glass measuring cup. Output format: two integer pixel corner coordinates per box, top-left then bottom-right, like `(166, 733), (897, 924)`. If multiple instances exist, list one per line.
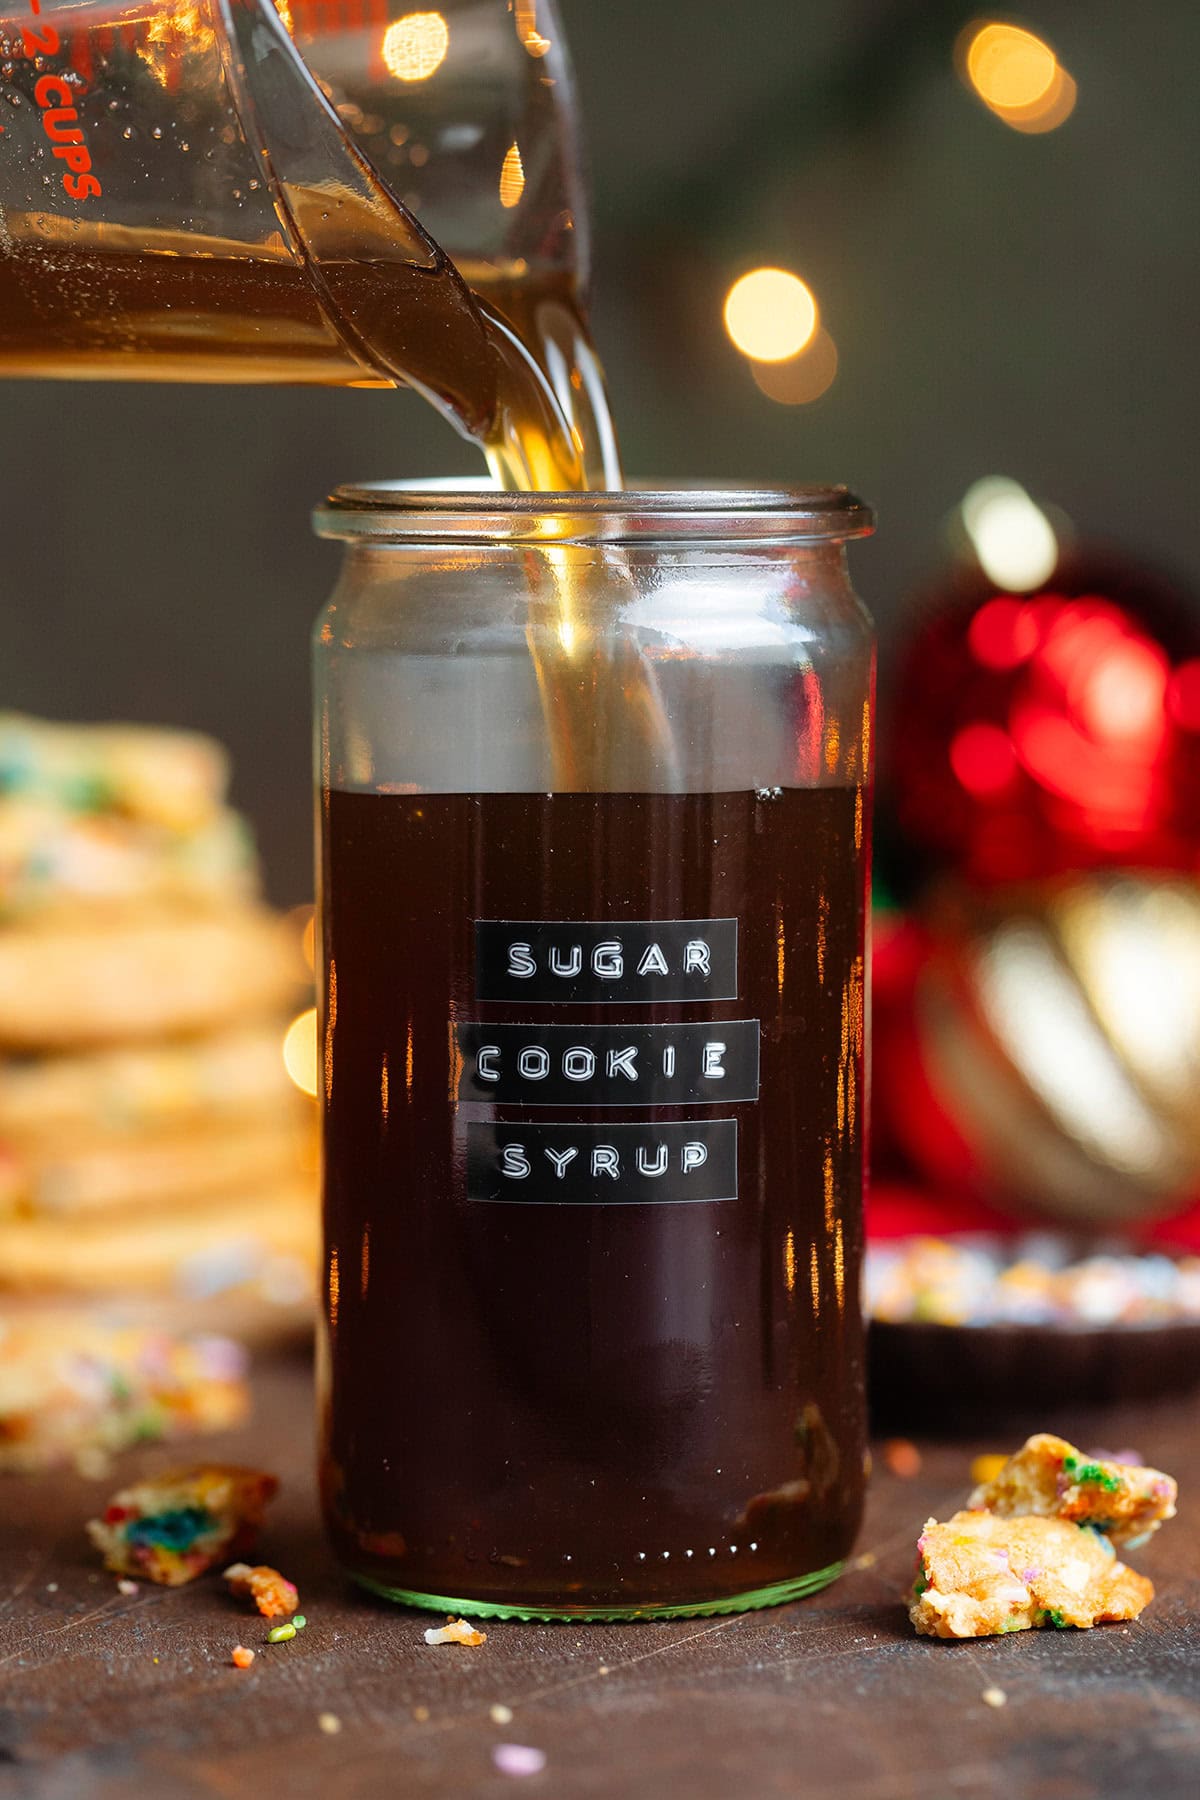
(0, 1), (614, 485)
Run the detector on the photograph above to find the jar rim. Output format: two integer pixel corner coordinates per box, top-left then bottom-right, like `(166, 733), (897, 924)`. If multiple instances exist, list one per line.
(313, 479), (874, 545)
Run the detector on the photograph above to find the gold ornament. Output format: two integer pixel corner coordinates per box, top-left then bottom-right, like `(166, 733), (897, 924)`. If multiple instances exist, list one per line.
(913, 873), (1200, 1225)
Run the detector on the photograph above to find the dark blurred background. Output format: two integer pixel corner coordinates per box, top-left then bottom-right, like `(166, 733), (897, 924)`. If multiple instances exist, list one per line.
(2, 0), (1198, 901)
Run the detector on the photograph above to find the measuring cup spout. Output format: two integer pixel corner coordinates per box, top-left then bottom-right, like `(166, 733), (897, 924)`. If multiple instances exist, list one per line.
(214, 0), (498, 436)
(0, 0), (613, 483)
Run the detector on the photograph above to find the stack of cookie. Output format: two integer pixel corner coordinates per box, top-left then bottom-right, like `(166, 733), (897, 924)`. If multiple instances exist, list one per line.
(0, 714), (317, 1346)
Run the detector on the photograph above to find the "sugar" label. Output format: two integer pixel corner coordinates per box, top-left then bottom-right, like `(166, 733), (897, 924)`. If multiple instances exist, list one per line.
(474, 918), (737, 1004)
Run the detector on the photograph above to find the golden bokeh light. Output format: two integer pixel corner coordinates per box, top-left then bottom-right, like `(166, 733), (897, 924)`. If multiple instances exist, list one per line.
(282, 1007), (319, 1099)
(382, 11), (449, 83)
(499, 141), (526, 209)
(515, 1), (552, 57)
(723, 268), (818, 363)
(966, 22), (1056, 108)
(750, 327), (838, 405)
(959, 20), (1076, 133)
(997, 65), (1077, 133)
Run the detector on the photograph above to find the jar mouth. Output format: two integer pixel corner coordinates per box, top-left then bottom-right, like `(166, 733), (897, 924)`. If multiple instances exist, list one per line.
(313, 480), (874, 545)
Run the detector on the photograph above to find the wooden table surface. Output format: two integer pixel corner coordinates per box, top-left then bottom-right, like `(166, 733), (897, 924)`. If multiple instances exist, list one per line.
(1, 1353), (1196, 1800)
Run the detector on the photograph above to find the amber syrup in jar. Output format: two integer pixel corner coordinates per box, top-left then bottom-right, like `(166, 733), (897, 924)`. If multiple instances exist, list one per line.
(319, 784), (868, 1619)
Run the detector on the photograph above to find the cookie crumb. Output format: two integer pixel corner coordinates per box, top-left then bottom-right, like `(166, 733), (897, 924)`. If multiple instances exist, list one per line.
(910, 1431), (1178, 1639)
(493, 1745), (546, 1777)
(413, 1705), (431, 1723)
(981, 1686), (1007, 1708)
(853, 1551), (877, 1570)
(423, 1619), (487, 1647)
(969, 1433), (1177, 1548)
(317, 1712), (342, 1735)
(116, 1579), (139, 1597)
(87, 1465), (277, 1586)
(223, 1562), (299, 1620)
(490, 1703), (514, 1725)
(231, 1646), (255, 1670)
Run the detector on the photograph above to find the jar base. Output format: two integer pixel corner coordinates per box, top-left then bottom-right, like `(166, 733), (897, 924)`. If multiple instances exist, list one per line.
(349, 1559), (846, 1622)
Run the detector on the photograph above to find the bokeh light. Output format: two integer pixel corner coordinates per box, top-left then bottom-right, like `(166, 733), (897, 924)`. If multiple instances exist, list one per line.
(1077, 636), (1168, 745)
(282, 1007), (319, 1098)
(382, 11), (449, 83)
(723, 268), (818, 363)
(967, 595), (1041, 670)
(515, 1), (552, 56)
(750, 327), (838, 404)
(951, 721), (1020, 797)
(959, 20), (1076, 133)
(997, 65), (1077, 134)
(499, 141), (526, 209)
(961, 476), (1059, 591)
(966, 22), (1056, 108)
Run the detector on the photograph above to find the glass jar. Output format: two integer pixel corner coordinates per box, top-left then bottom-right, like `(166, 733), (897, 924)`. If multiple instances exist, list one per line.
(313, 484), (875, 1620)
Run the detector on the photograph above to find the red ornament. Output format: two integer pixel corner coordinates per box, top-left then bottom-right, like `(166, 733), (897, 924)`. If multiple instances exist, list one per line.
(885, 550), (1200, 882)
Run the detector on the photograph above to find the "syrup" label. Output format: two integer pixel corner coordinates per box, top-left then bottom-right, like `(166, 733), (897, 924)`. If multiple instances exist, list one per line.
(466, 1120), (738, 1205)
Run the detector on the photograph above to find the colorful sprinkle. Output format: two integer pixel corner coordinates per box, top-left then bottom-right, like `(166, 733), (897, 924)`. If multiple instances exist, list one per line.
(493, 1744), (547, 1777)
(1071, 1463), (1121, 1493)
(231, 1645), (256, 1670)
(267, 1623), (297, 1643)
